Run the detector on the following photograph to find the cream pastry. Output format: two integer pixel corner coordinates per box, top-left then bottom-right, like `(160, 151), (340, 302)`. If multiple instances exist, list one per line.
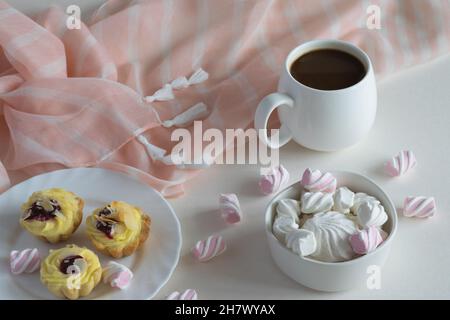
(86, 201), (151, 258)
(301, 192), (333, 214)
(40, 245), (102, 300)
(20, 188), (84, 243)
(303, 211), (358, 262)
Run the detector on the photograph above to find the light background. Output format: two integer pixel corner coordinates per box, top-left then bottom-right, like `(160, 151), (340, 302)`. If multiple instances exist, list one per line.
(7, 0), (450, 299)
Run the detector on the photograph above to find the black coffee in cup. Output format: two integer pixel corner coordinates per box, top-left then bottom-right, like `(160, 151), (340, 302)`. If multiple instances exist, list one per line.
(289, 49), (366, 90)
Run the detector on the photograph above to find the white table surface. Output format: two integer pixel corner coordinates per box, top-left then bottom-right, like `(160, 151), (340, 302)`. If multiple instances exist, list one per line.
(164, 54), (450, 300)
(8, 0), (450, 300)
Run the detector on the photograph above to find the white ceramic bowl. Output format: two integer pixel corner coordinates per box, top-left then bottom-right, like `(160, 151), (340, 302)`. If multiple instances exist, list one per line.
(265, 171), (397, 292)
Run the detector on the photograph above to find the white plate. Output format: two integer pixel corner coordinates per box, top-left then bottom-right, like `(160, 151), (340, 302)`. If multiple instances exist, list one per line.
(0, 168), (182, 299)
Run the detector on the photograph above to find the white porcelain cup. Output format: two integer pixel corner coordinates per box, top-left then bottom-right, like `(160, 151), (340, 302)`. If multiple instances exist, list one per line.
(255, 39), (377, 151)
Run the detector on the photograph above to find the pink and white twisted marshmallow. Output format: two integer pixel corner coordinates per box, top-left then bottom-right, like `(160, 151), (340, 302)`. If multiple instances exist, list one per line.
(259, 165), (290, 195)
(301, 192), (334, 214)
(300, 168), (336, 193)
(102, 261), (133, 289)
(403, 196), (436, 218)
(166, 289), (198, 300)
(192, 235), (226, 262)
(219, 193), (242, 224)
(385, 150), (417, 177)
(10, 248), (40, 275)
(349, 227), (384, 255)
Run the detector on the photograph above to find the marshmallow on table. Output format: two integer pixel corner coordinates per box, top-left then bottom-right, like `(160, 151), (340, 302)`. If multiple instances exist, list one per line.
(219, 193), (242, 224)
(403, 196), (436, 218)
(192, 235), (226, 262)
(301, 192), (334, 214)
(349, 226), (384, 254)
(10, 248), (40, 275)
(356, 201), (388, 228)
(385, 150), (417, 177)
(300, 168), (336, 193)
(102, 261), (133, 290)
(166, 289), (198, 300)
(259, 165), (290, 195)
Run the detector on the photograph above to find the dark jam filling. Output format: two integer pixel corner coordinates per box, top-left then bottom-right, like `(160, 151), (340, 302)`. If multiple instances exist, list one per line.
(60, 255), (83, 274)
(24, 200), (61, 221)
(95, 206), (115, 239)
(96, 221), (114, 239)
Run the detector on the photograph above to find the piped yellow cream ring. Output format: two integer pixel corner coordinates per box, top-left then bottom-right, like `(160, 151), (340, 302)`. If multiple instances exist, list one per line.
(40, 244), (102, 300)
(86, 201), (151, 258)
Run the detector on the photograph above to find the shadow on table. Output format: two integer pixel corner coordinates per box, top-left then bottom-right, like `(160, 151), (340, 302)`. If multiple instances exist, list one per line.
(179, 225), (341, 298)
(189, 208), (229, 235)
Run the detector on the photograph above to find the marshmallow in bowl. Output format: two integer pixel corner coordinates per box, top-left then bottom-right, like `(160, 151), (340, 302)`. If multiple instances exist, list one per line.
(351, 192), (380, 213)
(356, 201), (388, 228)
(301, 192), (333, 214)
(349, 226), (384, 255)
(271, 171), (389, 263)
(333, 187), (355, 214)
(286, 229), (317, 257)
(303, 211), (358, 262)
(273, 216), (299, 243)
(300, 168), (337, 193)
(276, 199), (301, 223)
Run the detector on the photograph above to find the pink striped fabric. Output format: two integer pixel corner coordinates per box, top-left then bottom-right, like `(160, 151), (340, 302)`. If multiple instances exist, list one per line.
(0, 0), (449, 197)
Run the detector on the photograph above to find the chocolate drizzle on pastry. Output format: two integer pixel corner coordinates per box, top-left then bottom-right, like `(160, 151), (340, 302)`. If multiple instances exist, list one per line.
(24, 199), (61, 221)
(60, 255), (83, 274)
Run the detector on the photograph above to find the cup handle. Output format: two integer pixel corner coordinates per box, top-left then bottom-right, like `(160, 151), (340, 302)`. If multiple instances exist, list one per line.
(255, 93), (294, 149)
